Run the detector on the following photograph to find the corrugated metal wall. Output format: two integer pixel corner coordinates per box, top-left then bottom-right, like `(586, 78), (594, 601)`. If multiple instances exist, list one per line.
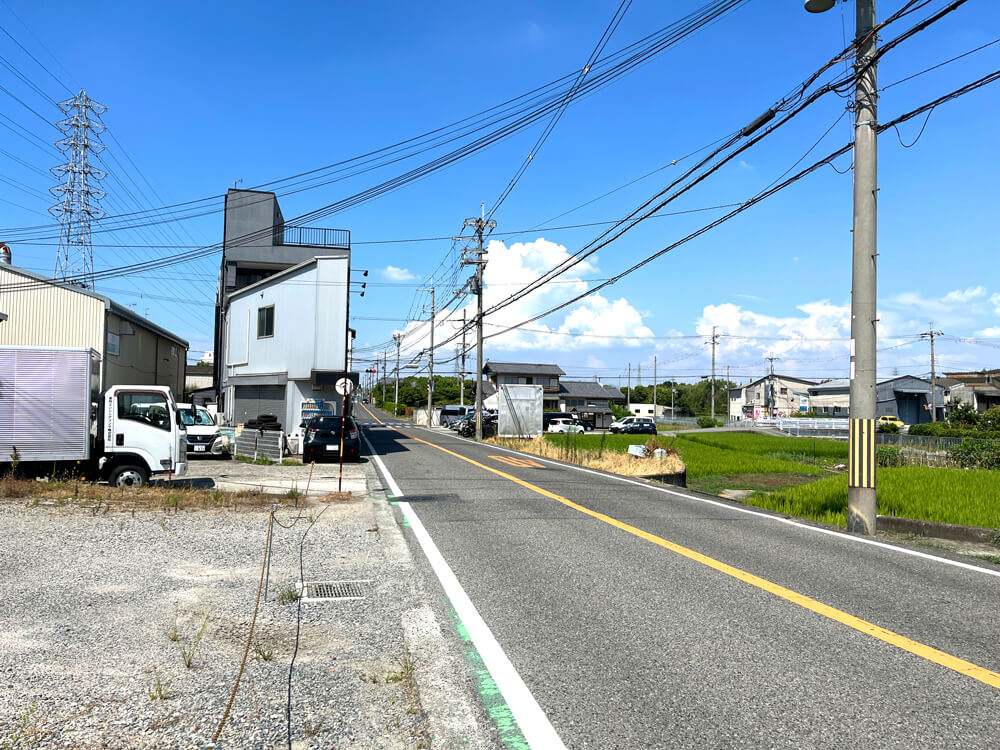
(0, 347), (93, 461)
(0, 267), (104, 352)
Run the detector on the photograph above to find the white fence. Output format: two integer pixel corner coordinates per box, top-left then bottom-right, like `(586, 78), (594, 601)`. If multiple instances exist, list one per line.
(772, 418), (850, 437)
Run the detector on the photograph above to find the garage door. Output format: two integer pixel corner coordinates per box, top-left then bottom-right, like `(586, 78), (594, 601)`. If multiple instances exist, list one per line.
(897, 395), (919, 425)
(233, 384), (286, 426)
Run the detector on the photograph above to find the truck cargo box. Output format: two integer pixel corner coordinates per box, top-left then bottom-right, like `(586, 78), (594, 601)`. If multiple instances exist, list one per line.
(0, 346), (99, 462)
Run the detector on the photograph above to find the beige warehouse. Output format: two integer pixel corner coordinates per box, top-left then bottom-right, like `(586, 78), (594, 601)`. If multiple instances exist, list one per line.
(0, 261), (188, 397)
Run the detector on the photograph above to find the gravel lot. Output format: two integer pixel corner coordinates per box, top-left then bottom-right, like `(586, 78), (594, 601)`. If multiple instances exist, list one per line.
(0, 487), (431, 748)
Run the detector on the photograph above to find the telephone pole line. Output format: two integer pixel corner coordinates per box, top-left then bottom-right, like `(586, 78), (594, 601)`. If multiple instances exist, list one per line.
(418, 286), (436, 420)
(463, 208), (495, 440)
(459, 310), (467, 407)
(921, 322), (943, 422)
(393, 333), (402, 416)
(710, 326), (719, 420)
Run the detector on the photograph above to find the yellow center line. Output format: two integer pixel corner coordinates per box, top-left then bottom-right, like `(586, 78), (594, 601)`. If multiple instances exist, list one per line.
(359, 404), (1000, 690)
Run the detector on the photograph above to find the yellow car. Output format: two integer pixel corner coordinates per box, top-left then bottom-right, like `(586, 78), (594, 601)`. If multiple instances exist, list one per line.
(878, 415), (904, 428)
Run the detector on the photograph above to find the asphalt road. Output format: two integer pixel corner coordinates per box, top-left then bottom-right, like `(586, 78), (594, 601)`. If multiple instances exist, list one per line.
(357, 407), (1000, 749)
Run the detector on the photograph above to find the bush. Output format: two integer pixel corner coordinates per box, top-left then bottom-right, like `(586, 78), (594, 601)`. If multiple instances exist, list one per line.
(948, 438), (1000, 470)
(876, 445), (903, 467)
(948, 402), (981, 429)
(696, 416), (723, 429)
(909, 423), (1000, 440)
(878, 422), (900, 434)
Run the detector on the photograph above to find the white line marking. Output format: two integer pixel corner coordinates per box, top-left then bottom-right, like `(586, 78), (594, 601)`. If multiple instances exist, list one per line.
(361, 430), (567, 749)
(426, 428), (1000, 580)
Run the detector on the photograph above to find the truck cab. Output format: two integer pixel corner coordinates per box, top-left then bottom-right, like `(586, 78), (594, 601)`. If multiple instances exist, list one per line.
(100, 386), (188, 486)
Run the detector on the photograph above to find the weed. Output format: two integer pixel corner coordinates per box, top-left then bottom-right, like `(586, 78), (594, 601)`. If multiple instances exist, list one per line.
(967, 553), (1000, 565)
(177, 616), (209, 668)
(366, 526), (378, 533)
(158, 516), (168, 531)
(0, 702), (38, 749)
(385, 652), (414, 684)
(284, 485), (300, 501)
(252, 638), (274, 661)
(276, 587), (300, 606)
(148, 671), (171, 700)
(163, 493), (181, 509)
(359, 672), (379, 684)
(302, 717), (325, 737)
(282, 459), (302, 466)
(167, 609), (179, 642)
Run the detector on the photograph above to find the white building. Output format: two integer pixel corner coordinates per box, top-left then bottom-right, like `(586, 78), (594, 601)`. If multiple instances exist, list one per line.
(730, 374), (816, 420)
(220, 255), (350, 439)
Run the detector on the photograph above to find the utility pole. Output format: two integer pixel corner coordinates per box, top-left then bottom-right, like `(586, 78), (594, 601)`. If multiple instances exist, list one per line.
(463, 209), (495, 440)
(382, 351), (388, 404)
(459, 310), (467, 407)
(806, 0), (879, 533)
(418, 286), (436, 420)
(627, 363), (632, 409)
(710, 326), (719, 420)
(653, 355), (658, 420)
(726, 364), (731, 420)
(393, 333), (402, 416)
(766, 353), (780, 418)
(921, 322), (943, 422)
(671, 376), (675, 419)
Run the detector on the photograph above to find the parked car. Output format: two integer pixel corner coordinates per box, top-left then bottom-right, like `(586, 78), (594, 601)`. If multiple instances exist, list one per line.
(878, 415), (904, 428)
(575, 418), (595, 432)
(609, 416), (651, 433)
(547, 418), (584, 434)
(450, 413), (476, 431)
(619, 419), (657, 435)
(440, 404), (474, 427)
(302, 416), (360, 463)
(178, 402), (227, 457)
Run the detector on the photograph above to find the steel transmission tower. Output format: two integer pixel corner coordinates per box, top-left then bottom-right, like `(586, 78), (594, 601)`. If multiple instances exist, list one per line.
(49, 90), (108, 288)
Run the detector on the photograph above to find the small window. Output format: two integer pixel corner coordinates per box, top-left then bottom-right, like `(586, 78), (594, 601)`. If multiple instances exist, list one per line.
(118, 391), (171, 431)
(780, 387), (788, 395)
(257, 305), (274, 338)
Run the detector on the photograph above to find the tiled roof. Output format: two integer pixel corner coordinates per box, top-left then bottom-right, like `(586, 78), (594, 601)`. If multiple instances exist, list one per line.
(559, 380), (624, 400)
(482, 361), (565, 376)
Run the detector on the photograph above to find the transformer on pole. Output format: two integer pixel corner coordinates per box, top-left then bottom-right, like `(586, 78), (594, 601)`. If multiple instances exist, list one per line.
(49, 90), (107, 289)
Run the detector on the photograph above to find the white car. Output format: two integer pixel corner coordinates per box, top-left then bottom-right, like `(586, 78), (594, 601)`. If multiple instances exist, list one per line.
(178, 403), (227, 457)
(546, 418), (584, 434)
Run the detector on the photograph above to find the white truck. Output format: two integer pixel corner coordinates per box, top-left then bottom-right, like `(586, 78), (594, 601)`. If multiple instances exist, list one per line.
(0, 346), (187, 487)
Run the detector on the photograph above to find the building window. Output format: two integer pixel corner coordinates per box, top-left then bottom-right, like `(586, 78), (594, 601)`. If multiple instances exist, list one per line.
(780, 387), (787, 395)
(257, 305), (275, 338)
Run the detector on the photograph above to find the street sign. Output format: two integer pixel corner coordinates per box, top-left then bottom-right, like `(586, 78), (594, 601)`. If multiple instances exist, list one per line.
(335, 377), (354, 396)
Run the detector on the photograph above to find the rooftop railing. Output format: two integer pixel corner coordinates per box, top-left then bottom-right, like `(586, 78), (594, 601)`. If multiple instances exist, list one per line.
(274, 225), (350, 249)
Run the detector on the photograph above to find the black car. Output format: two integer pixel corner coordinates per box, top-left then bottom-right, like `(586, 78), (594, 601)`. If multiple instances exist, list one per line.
(619, 421), (657, 435)
(302, 416), (361, 463)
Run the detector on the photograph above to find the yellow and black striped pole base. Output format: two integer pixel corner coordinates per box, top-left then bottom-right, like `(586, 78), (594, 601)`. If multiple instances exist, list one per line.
(848, 418), (876, 489)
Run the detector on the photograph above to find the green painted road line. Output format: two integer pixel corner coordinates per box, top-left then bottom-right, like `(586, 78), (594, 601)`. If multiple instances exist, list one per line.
(449, 609), (530, 750)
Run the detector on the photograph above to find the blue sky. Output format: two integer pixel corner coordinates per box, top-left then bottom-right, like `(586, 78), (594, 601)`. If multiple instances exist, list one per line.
(1, 0), (997, 387)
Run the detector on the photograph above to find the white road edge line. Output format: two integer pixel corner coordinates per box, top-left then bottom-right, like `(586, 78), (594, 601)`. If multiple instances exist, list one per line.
(361, 431), (568, 750)
(418, 426), (1000, 580)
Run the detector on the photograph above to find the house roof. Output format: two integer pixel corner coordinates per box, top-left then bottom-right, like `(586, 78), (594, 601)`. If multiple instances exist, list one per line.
(482, 361), (565, 377)
(559, 380), (625, 400)
(1, 263), (189, 348)
(809, 375), (943, 392)
(743, 374), (817, 390)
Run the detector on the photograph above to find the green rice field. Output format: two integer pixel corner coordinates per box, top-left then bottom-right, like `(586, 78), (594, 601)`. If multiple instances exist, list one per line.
(748, 467), (1000, 529)
(544, 432), (827, 478)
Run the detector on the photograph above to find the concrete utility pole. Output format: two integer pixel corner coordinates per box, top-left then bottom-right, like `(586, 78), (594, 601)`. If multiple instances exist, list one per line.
(627, 363), (632, 409)
(393, 333), (402, 416)
(382, 351), (388, 403)
(710, 326), (719, 420)
(419, 286), (436, 418)
(459, 310), (467, 407)
(653, 355), (658, 419)
(807, 0), (879, 534)
(922, 322), (943, 422)
(463, 209), (495, 440)
(671, 377), (675, 419)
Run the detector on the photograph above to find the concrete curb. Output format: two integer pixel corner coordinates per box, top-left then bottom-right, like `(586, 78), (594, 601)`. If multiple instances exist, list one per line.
(877, 514), (998, 544)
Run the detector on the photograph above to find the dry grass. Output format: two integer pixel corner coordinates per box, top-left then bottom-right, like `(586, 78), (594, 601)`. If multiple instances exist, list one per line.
(0, 476), (277, 512)
(489, 437), (685, 477)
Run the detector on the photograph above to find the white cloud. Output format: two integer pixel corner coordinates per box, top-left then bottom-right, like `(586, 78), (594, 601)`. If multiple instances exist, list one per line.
(382, 265), (414, 281)
(976, 326), (1000, 337)
(886, 286), (987, 318)
(738, 160), (754, 171)
(992, 293), (1000, 315)
(942, 286), (987, 304)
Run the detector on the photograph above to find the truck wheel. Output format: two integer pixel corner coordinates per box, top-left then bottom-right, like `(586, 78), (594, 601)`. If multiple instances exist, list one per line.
(109, 464), (148, 488)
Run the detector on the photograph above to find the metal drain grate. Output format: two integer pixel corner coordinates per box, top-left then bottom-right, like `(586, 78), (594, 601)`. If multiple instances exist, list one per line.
(302, 580), (370, 601)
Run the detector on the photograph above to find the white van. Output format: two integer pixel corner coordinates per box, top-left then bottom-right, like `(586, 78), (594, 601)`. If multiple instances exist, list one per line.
(178, 402), (227, 456)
